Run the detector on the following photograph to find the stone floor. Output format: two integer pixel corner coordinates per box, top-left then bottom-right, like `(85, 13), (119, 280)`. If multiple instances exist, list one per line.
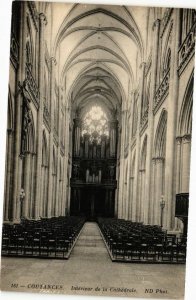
(1, 222), (186, 299)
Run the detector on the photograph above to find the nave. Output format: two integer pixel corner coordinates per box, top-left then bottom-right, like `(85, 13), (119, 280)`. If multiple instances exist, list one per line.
(2, 217), (186, 263)
(1, 221), (185, 299)
(1, 2), (195, 298)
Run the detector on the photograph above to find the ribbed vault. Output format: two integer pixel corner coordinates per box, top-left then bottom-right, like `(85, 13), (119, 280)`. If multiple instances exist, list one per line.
(47, 3), (147, 119)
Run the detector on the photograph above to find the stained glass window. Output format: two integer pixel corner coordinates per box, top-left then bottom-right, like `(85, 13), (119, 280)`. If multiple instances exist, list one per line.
(81, 106), (109, 143)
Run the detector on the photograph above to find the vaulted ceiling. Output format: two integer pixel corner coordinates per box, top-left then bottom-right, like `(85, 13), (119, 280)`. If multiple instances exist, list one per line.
(44, 3), (149, 116)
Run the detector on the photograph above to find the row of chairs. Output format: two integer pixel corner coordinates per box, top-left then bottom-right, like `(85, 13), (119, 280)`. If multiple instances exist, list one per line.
(98, 218), (187, 263)
(2, 216), (85, 259)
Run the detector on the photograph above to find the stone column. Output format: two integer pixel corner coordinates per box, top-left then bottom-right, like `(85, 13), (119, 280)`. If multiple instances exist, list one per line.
(150, 158), (157, 224)
(4, 129), (13, 221)
(139, 169), (145, 222)
(11, 2), (28, 222)
(47, 57), (57, 217)
(174, 137), (182, 229)
(144, 19), (160, 225)
(133, 62), (145, 221)
(164, 10), (180, 229)
(175, 137), (182, 193)
(181, 134), (191, 192)
(34, 12), (47, 219)
(55, 87), (62, 217)
(62, 105), (70, 216)
(154, 158), (164, 225)
(117, 108), (127, 219)
(128, 176), (134, 220)
(23, 152), (31, 217)
(138, 170), (143, 222)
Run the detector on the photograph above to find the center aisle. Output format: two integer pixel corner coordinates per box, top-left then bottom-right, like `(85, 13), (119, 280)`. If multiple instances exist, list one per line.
(1, 222), (185, 299)
(71, 222), (110, 261)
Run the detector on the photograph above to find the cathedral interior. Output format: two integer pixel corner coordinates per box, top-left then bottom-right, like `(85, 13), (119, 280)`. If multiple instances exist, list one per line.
(1, 1), (195, 297)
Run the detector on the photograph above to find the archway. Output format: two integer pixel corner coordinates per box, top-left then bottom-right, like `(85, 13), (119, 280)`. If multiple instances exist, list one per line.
(151, 109), (167, 225)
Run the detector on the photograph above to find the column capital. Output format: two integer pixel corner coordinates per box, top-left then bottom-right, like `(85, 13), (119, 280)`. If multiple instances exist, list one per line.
(139, 61), (146, 69)
(182, 134), (191, 143)
(50, 57), (57, 66)
(176, 136), (182, 144)
(152, 18), (161, 31)
(39, 13), (47, 25)
(109, 119), (117, 128)
(156, 157), (164, 163)
(152, 156), (164, 163)
(74, 118), (81, 127)
(7, 128), (14, 135)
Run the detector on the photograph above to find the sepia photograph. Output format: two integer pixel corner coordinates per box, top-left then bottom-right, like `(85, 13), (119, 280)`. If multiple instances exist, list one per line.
(0, 0), (196, 299)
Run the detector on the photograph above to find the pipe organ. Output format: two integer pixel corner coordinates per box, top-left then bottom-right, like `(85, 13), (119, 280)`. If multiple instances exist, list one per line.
(70, 107), (118, 219)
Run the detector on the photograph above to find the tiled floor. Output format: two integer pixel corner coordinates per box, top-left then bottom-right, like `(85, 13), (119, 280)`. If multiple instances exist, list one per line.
(1, 222), (185, 299)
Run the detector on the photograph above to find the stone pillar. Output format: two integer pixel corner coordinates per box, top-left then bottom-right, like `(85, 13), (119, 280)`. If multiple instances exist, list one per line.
(62, 105), (70, 216)
(181, 134), (191, 192)
(55, 86), (62, 217)
(47, 57), (57, 217)
(139, 169), (145, 222)
(144, 19), (160, 225)
(175, 137), (182, 193)
(4, 129), (13, 221)
(164, 10), (180, 229)
(174, 137), (182, 229)
(23, 152), (31, 217)
(137, 170), (142, 222)
(133, 62), (145, 221)
(11, 2), (28, 222)
(34, 12), (47, 219)
(117, 108), (126, 219)
(150, 158), (157, 224)
(128, 176), (134, 220)
(154, 158), (164, 225)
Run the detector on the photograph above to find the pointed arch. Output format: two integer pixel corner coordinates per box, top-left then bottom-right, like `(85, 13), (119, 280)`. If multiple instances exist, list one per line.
(178, 73), (194, 136)
(23, 108), (35, 154)
(8, 87), (13, 130)
(140, 135), (148, 170)
(42, 130), (48, 166)
(154, 109), (167, 158)
(176, 71), (194, 194)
